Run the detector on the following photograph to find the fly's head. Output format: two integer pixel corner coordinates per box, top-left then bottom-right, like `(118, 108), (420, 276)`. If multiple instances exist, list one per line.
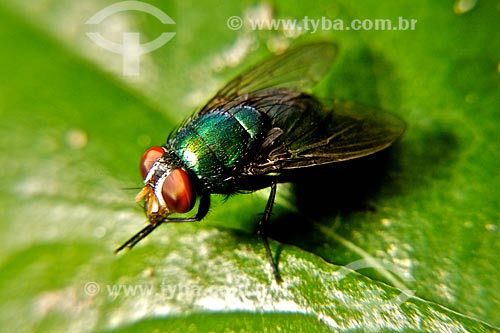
(137, 146), (196, 224)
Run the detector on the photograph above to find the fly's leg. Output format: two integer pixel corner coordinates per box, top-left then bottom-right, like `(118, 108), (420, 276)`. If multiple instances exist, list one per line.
(114, 223), (161, 254)
(258, 182), (282, 283)
(115, 194), (211, 253)
(163, 193), (210, 223)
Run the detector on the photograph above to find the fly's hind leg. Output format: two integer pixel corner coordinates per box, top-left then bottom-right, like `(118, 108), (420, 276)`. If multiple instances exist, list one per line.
(257, 182), (282, 283)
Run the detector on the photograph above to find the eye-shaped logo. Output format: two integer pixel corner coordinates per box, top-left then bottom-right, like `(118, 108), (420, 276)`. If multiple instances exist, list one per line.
(86, 1), (176, 76)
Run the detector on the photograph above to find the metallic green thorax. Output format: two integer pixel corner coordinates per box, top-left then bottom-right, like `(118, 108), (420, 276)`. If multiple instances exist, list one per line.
(168, 105), (268, 190)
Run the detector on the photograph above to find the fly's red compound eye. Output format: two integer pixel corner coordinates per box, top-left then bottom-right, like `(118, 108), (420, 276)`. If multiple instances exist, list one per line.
(140, 146), (164, 179)
(162, 168), (195, 213)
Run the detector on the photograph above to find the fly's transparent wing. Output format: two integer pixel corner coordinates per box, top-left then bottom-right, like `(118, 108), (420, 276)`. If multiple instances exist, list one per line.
(199, 42), (337, 113)
(280, 100), (405, 167)
(245, 93), (405, 174)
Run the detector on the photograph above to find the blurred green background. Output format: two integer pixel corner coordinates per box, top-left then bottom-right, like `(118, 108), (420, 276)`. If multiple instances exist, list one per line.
(0, 0), (499, 332)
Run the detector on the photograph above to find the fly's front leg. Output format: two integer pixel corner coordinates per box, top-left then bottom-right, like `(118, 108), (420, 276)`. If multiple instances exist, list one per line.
(163, 193), (210, 223)
(115, 194), (211, 253)
(257, 182), (282, 283)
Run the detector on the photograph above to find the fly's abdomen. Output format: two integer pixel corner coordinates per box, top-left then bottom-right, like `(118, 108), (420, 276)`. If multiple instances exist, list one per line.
(170, 105), (267, 186)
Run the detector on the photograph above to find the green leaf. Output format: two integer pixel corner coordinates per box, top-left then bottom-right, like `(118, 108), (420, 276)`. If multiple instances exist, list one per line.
(0, 1), (499, 332)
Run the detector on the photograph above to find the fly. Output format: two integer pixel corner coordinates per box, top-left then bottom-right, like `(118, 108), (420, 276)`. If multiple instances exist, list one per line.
(115, 42), (405, 283)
